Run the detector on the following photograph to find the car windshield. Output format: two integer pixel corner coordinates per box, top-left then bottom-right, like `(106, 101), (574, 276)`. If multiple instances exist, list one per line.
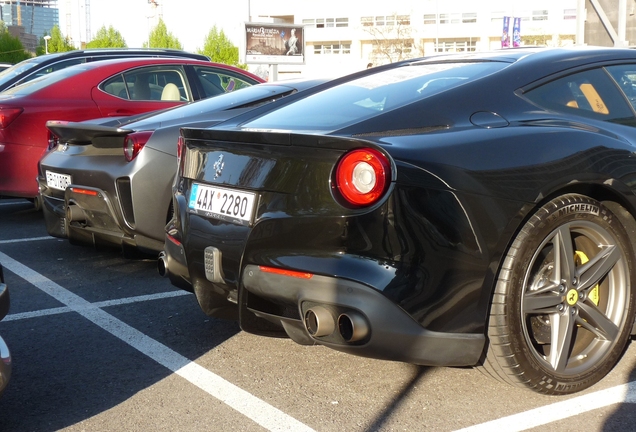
(2, 65), (88, 95)
(0, 56), (48, 85)
(244, 61), (507, 132)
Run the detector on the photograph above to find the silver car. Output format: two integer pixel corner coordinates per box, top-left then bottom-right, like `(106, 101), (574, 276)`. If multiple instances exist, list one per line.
(38, 79), (328, 256)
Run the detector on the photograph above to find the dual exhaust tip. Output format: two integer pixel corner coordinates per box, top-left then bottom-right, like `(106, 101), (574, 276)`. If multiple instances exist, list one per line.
(304, 306), (369, 343)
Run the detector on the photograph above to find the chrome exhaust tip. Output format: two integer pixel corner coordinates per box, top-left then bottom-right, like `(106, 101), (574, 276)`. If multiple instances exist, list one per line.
(157, 251), (168, 278)
(338, 312), (369, 343)
(66, 205), (86, 222)
(304, 306), (335, 337)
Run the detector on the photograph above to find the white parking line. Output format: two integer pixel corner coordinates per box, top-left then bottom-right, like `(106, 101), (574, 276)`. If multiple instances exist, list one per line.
(456, 380), (636, 432)
(3, 290), (191, 321)
(0, 236), (56, 244)
(0, 250), (315, 432)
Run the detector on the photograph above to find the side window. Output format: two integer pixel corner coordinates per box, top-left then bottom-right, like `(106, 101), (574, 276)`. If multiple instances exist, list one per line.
(605, 65), (636, 111)
(100, 65), (190, 101)
(524, 68), (636, 126)
(101, 74), (129, 99)
(192, 66), (254, 98)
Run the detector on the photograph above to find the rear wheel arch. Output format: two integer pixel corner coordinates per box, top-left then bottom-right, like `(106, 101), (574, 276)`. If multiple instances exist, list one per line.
(482, 193), (636, 394)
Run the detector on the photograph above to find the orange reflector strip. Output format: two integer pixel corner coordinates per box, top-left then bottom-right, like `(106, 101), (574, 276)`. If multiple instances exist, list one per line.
(70, 187), (98, 196)
(259, 266), (313, 279)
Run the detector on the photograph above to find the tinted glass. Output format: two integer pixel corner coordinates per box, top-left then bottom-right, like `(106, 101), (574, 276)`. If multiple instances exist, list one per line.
(244, 61), (507, 131)
(0, 56), (45, 84)
(524, 67), (635, 126)
(193, 66), (255, 98)
(128, 85), (294, 128)
(605, 64), (636, 112)
(100, 65), (190, 101)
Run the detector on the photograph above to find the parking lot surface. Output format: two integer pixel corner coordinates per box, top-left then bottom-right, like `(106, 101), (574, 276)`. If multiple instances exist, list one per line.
(0, 198), (635, 431)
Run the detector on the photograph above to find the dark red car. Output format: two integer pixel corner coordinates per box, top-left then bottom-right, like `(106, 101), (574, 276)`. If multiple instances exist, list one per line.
(0, 57), (263, 202)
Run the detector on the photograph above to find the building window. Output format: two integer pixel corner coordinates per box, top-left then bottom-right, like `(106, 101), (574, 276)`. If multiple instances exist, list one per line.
(361, 15), (410, 27)
(397, 15), (410, 25)
(564, 9), (576, 20)
(532, 10), (548, 21)
(304, 17), (349, 28)
(361, 16), (373, 27)
(434, 39), (476, 53)
(424, 14), (436, 25)
(314, 43), (351, 55)
(462, 12), (477, 24)
(440, 13), (461, 24)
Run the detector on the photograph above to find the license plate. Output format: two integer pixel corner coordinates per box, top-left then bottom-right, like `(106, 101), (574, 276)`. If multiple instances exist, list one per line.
(46, 170), (72, 191)
(188, 183), (256, 226)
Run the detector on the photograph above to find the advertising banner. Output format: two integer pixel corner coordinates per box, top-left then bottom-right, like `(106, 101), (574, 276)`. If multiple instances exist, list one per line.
(244, 23), (305, 65)
(513, 17), (521, 47)
(501, 16), (510, 48)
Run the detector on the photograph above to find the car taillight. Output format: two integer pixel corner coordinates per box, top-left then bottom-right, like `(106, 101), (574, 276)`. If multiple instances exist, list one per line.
(177, 135), (185, 161)
(123, 131), (153, 162)
(47, 130), (59, 150)
(335, 148), (390, 207)
(0, 107), (23, 128)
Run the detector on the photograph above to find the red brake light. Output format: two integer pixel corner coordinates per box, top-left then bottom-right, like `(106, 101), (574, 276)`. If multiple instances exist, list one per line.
(335, 148), (390, 206)
(0, 107), (23, 128)
(177, 135), (185, 161)
(123, 131), (153, 162)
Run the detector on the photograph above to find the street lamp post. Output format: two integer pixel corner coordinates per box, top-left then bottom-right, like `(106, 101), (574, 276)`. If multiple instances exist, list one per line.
(43, 35), (51, 54)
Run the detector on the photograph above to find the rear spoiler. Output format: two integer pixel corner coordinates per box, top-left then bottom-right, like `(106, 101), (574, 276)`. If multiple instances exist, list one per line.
(46, 120), (133, 145)
(180, 127), (370, 151)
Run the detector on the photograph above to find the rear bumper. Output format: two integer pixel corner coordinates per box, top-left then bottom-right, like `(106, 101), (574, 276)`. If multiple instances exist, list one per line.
(241, 264), (485, 367)
(38, 180), (163, 253)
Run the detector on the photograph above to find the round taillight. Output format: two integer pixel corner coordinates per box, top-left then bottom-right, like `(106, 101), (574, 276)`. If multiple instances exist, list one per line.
(335, 148), (390, 206)
(123, 131), (153, 162)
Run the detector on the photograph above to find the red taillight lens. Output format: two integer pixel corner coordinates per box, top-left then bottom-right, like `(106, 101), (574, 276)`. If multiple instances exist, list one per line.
(123, 131), (153, 162)
(177, 135), (185, 161)
(335, 148), (390, 206)
(0, 107), (23, 128)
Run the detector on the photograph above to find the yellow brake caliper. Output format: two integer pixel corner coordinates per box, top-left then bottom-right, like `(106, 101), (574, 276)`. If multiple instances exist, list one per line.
(574, 251), (600, 306)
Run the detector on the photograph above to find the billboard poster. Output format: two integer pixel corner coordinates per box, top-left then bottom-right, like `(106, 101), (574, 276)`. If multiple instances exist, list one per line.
(244, 23), (305, 65)
(502, 16), (510, 48)
(513, 17), (521, 47)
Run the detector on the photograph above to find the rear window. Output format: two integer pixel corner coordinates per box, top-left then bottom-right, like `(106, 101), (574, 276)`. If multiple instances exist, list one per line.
(243, 61), (506, 131)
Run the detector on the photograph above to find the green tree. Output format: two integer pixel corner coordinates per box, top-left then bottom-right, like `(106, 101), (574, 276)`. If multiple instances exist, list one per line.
(197, 26), (245, 68)
(86, 25), (127, 49)
(37, 25), (74, 55)
(0, 26), (31, 63)
(144, 19), (182, 49)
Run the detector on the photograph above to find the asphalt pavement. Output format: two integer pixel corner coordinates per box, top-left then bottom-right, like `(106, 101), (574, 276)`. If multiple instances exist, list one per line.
(0, 198), (635, 432)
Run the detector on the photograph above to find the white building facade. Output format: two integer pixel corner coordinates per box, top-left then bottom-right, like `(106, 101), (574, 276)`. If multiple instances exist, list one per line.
(247, 0), (578, 78)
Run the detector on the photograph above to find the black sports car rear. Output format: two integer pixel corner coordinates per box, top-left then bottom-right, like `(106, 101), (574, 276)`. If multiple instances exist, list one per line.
(164, 47), (636, 395)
